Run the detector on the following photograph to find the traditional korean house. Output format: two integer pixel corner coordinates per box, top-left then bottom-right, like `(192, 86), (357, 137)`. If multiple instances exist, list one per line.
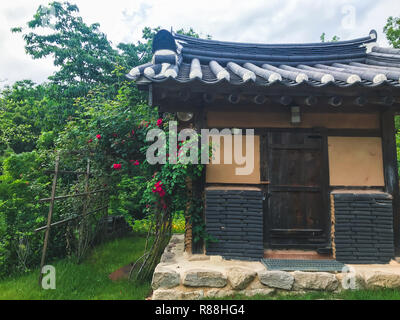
(128, 29), (400, 264)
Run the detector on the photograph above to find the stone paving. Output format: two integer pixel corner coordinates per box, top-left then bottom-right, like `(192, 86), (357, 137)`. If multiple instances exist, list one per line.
(151, 234), (400, 300)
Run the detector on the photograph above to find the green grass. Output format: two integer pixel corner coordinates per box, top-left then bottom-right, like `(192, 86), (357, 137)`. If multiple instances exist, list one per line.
(0, 235), (152, 300)
(206, 288), (400, 300)
(2, 235), (400, 300)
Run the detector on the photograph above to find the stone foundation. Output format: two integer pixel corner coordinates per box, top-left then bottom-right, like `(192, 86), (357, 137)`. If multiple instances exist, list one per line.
(151, 234), (400, 300)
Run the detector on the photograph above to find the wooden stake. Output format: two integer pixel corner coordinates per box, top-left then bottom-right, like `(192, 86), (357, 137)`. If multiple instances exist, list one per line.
(38, 188), (107, 202)
(78, 159), (90, 261)
(39, 152), (60, 286)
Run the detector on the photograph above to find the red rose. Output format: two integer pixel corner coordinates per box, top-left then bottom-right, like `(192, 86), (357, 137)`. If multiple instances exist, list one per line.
(152, 181), (166, 197)
(96, 134), (102, 140)
(88, 139), (93, 143)
(113, 164), (122, 170)
(156, 119), (163, 127)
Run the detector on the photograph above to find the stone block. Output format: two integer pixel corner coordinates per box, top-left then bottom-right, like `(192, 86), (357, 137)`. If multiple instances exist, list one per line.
(152, 266), (181, 289)
(227, 267), (256, 290)
(258, 270), (294, 290)
(183, 269), (227, 288)
(293, 271), (339, 291)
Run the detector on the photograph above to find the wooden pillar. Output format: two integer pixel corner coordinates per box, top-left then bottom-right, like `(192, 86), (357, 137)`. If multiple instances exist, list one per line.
(184, 177), (193, 254)
(381, 109), (400, 254)
(191, 106), (206, 254)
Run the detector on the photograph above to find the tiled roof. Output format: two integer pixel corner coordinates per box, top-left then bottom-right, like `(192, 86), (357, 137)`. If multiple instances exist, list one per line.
(127, 29), (400, 89)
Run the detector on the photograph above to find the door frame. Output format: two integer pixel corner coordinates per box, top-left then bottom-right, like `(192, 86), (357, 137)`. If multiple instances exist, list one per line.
(260, 129), (331, 250)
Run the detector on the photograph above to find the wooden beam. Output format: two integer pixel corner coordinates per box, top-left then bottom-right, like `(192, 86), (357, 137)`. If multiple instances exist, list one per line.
(381, 96), (394, 106)
(254, 95), (268, 105)
(228, 94), (240, 104)
(321, 133), (332, 247)
(328, 96), (343, 107)
(279, 96), (292, 106)
(324, 128), (380, 137)
(35, 205), (108, 232)
(158, 95), (390, 113)
(354, 96), (367, 107)
(148, 84), (153, 106)
(38, 189), (108, 202)
(305, 96), (318, 106)
(43, 170), (92, 176)
(152, 81), (400, 100)
(159, 90), (168, 100)
(192, 106), (206, 254)
(203, 93), (215, 103)
(381, 110), (400, 253)
(204, 127), (380, 136)
(178, 89), (191, 102)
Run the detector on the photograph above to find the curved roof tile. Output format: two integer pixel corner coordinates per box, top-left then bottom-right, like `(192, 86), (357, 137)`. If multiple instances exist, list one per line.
(127, 29), (400, 89)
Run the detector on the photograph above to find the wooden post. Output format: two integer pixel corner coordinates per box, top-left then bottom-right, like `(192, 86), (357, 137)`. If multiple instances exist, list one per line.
(99, 177), (108, 241)
(381, 110), (400, 254)
(103, 178), (110, 241)
(191, 107), (206, 254)
(184, 177), (193, 254)
(78, 159), (90, 261)
(39, 152), (60, 286)
(83, 159), (90, 219)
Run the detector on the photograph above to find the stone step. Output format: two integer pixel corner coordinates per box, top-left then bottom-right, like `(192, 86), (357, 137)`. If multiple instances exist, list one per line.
(264, 249), (333, 260)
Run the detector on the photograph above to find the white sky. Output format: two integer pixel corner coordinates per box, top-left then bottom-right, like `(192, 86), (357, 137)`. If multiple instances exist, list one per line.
(0, 0), (399, 87)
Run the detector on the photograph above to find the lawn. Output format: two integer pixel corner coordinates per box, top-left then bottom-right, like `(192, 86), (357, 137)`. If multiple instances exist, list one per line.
(0, 235), (152, 300)
(1, 234), (400, 300)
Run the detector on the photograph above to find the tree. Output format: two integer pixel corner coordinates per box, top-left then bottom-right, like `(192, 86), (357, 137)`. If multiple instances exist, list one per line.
(384, 16), (400, 48)
(320, 32), (340, 42)
(117, 27), (161, 71)
(1, 0), (208, 276)
(12, 1), (120, 89)
(0, 81), (49, 154)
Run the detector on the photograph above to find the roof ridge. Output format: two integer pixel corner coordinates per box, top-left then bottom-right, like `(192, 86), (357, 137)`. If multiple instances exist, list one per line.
(172, 30), (377, 49)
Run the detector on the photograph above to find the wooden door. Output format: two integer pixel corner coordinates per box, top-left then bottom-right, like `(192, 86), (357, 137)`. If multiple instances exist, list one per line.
(263, 132), (328, 249)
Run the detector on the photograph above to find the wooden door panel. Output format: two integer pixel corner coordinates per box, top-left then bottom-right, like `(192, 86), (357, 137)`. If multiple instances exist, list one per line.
(269, 191), (323, 230)
(269, 149), (322, 186)
(264, 132), (327, 249)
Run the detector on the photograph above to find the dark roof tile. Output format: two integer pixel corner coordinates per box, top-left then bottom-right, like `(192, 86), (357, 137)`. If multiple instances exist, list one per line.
(127, 29), (400, 89)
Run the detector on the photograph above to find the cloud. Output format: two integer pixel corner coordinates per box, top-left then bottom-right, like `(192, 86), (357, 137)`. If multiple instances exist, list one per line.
(121, 3), (152, 43)
(0, 0), (398, 86)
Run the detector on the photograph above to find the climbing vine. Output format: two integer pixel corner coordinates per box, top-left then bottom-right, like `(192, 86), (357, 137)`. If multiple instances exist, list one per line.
(130, 115), (207, 281)
(56, 84), (211, 280)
